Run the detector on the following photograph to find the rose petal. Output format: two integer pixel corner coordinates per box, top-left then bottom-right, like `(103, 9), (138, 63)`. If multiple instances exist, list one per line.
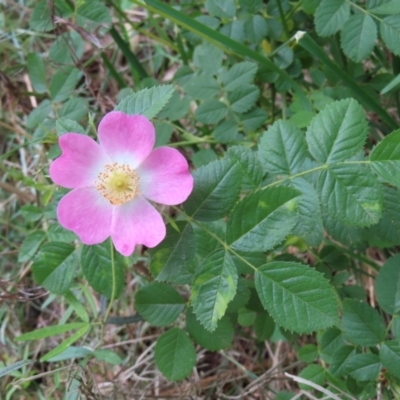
(50, 133), (111, 189)
(111, 196), (166, 256)
(137, 147), (193, 205)
(98, 111), (155, 168)
(57, 187), (113, 245)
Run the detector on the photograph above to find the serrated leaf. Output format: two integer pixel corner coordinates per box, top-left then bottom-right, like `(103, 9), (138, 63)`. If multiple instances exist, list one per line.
(299, 364), (325, 390)
(221, 62), (258, 92)
(315, 0), (350, 37)
(370, 129), (400, 187)
(193, 42), (223, 74)
(56, 118), (86, 136)
(205, 0), (235, 18)
(380, 16), (400, 56)
(306, 99), (367, 163)
(380, 340), (400, 379)
(135, 282), (185, 327)
(40, 325), (90, 362)
(27, 53), (47, 93)
(77, 0), (111, 24)
(226, 146), (263, 190)
(49, 68), (82, 103)
(15, 323), (87, 341)
(0, 360), (33, 378)
(376, 255), (400, 315)
(18, 231), (46, 263)
(184, 158), (241, 221)
(341, 299), (385, 346)
(213, 119), (239, 143)
(290, 178), (324, 247)
(255, 262), (339, 333)
(32, 242), (76, 294)
(241, 108), (267, 133)
(80, 241), (125, 299)
(319, 327), (345, 363)
(115, 85), (175, 119)
(155, 328), (196, 381)
(258, 119), (310, 176)
(367, 0), (400, 14)
(226, 187), (300, 252)
(329, 345), (356, 377)
(341, 14), (377, 62)
(191, 249), (238, 331)
(186, 308), (234, 351)
(317, 164), (383, 227)
(195, 99), (228, 124)
(244, 14), (268, 44)
(183, 75), (220, 100)
(150, 222), (196, 284)
(345, 354), (381, 382)
(228, 84), (259, 113)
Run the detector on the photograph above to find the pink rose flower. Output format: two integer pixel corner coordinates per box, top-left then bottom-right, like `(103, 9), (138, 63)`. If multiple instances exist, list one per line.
(50, 111), (193, 256)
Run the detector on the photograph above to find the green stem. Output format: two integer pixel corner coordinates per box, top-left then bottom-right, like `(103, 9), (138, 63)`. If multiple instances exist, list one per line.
(103, 241), (117, 325)
(276, 0), (290, 39)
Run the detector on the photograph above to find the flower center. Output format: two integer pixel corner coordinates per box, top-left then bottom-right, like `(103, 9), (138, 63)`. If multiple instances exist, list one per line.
(96, 163), (140, 206)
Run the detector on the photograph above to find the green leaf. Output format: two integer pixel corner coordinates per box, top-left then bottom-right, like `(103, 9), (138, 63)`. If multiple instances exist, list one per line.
(254, 312), (275, 341)
(340, 14), (377, 62)
(380, 340), (400, 379)
(329, 345), (356, 377)
(195, 99), (228, 124)
(317, 164), (383, 227)
(15, 323), (87, 341)
(370, 129), (400, 188)
(226, 187), (300, 252)
(341, 299), (385, 346)
(150, 222), (196, 284)
(18, 231), (46, 263)
(299, 364), (326, 390)
(77, 0), (111, 24)
(380, 16), (400, 56)
(135, 282), (185, 327)
(243, 15), (268, 44)
(115, 85), (175, 119)
(56, 118), (86, 136)
(93, 349), (122, 365)
(32, 242), (76, 294)
(205, 0), (236, 18)
(64, 291), (89, 323)
(20, 205), (42, 222)
(239, 0), (263, 13)
(240, 108), (267, 133)
(376, 255), (400, 315)
(0, 360), (33, 378)
(319, 327), (345, 363)
(59, 98), (89, 121)
(49, 68), (82, 103)
(367, 0), (400, 14)
(315, 0), (350, 37)
(306, 99), (367, 163)
(29, 0), (54, 31)
(291, 179), (324, 247)
(183, 75), (220, 100)
(192, 149), (218, 168)
(221, 62), (258, 92)
(191, 249), (238, 331)
(380, 73), (400, 95)
(155, 328), (196, 381)
(184, 158), (241, 221)
(27, 53), (47, 93)
(258, 120), (310, 176)
(40, 325), (90, 362)
(345, 354), (381, 382)
(255, 262), (339, 333)
(186, 308), (234, 351)
(46, 346), (92, 362)
(226, 146), (263, 190)
(213, 119), (239, 143)
(26, 100), (52, 130)
(299, 344), (318, 363)
(81, 241), (125, 299)
(49, 31), (84, 65)
(228, 84), (259, 114)
(193, 42), (223, 74)
(303, 0), (320, 14)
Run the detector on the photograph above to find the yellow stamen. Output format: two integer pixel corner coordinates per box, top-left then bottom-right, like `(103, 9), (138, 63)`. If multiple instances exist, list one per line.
(96, 162), (140, 205)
